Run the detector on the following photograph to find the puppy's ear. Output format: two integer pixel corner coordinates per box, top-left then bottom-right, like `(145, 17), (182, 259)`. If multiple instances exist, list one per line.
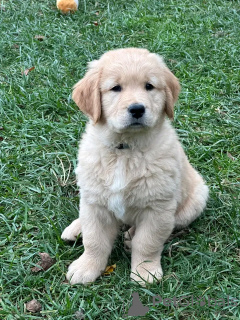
(72, 61), (101, 123)
(164, 68), (181, 120)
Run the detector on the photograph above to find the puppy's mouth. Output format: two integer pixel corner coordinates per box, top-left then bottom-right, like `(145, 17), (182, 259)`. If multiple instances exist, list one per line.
(127, 121), (146, 129)
(130, 122), (144, 127)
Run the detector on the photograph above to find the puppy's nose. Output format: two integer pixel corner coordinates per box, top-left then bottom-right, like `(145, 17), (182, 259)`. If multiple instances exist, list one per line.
(128, 103), (145, 119)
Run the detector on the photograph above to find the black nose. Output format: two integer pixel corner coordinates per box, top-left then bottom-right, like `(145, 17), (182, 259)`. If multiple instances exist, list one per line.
(128, 103), (145, 119)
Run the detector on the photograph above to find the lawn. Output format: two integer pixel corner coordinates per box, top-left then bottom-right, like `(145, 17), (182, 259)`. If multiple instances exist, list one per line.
(0, 0), (240, 319)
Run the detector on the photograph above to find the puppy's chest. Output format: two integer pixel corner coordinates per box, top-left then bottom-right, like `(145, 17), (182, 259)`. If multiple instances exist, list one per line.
(79, 150), (175, 221)
(104, 154), (159, 220)
(107, 157), (128, 220)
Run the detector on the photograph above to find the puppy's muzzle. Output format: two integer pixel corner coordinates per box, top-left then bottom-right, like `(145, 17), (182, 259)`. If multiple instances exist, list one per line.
(128, 103), (145, 119)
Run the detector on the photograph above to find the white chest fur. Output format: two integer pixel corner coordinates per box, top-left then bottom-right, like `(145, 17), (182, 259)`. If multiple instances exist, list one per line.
(107, 157), (127, 220)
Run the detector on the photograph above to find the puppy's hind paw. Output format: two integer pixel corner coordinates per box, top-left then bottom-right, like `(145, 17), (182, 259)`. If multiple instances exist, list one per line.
(124, 226), (135, 252)
(61, 219), (82, 241)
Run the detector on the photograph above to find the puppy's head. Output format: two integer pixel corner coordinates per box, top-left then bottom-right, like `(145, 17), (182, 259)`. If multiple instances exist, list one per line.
(72, 48), (180, 132)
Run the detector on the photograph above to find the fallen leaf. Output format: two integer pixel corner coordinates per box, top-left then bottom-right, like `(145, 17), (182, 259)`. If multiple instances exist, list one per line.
(227, 152), (235, 161)
(215, 107), (226, 115)
(168, 59), (178, 64)
(213, 31), (227, 38)
(75, 309), (85, 319)
(26, 299), (42, 313)
(34, 35), (45, 41)
(22, 66), (35, 76)
(104, 264), (116, 275)
(31, 252), (55, 272)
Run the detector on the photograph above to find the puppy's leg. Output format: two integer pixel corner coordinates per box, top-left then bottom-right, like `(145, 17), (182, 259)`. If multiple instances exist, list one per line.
(131, 203), (175, 286)
(67, 201), (119, 285)
(61, 219), (82, 241)
(175, 180), (209, 229)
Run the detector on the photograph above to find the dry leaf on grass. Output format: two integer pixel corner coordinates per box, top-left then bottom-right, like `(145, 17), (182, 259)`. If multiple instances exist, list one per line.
(104, 264), (116, 275)
(34, 35), (45, 41)
(26, 299), (42, 313)
(75, 309), (85, 319)
(31, 252), (55, 272)
(168, 59), (178, 64)
(22, 66), (35, 76)
(227, 152), (235, 161)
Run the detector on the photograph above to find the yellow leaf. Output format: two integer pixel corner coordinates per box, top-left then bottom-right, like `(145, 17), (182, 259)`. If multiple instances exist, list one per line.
(104, 264), (116, 275)
(22, 66), (35, 76)
(34, 35), (45, 41)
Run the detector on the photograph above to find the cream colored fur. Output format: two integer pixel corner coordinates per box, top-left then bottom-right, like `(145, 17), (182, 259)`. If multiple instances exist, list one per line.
(61, 48), (209, 286)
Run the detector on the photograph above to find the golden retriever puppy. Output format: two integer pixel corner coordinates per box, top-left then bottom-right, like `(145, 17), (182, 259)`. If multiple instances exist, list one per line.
(61, 48), (209, 286)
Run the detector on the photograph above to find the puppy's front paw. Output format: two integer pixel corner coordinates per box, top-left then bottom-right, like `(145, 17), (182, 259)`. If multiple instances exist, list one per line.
(131, 264), (163, 286)
(66, 255), (103, 285)
(61, 219), (81, 241)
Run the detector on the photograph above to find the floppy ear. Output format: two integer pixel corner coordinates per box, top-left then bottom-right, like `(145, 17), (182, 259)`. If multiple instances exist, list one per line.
(72, 61), (101, 123)
(164, 68), (181, 120)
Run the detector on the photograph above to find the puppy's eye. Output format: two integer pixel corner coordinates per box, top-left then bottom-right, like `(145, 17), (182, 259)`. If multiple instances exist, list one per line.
(145, 83), (154, 91)
(111, 85), (122, 92)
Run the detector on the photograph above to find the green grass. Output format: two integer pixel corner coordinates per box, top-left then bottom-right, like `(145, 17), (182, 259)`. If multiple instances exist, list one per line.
(0, 0), (240, 319)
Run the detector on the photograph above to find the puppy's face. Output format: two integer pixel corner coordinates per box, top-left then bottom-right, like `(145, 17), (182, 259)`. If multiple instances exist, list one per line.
(72, 48), (180, 133)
